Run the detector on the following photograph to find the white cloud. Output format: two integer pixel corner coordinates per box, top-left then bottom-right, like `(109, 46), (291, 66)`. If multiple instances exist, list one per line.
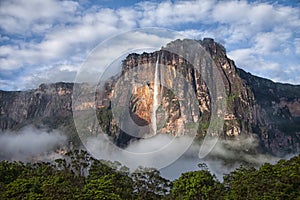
(75, 29), (180, 83)
(227, 47), (300, 84)
(272, 64), (300, 84)
(228, 48), (253, 63)
(295, 38), (300, 55)
(0, 126), (67, 161)
(21, 63), (79, 89)
(178, 29), (205, 39)
(0, 0), (299, 90)
(0, 4), (137, 73)
(85, 133), (286, 180)
(254, 29), (292, 55)
(212, 1), (251, 24)
(137, 0), (215, 26)
(86, 134), (195, 171)
(0, 0), (79, 34)
(228, 48), (281, 71)
(117, 7), (138, 28)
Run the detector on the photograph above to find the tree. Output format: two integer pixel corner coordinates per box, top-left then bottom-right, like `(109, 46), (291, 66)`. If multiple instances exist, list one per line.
(171, 170), (224, 200)
(1, 151), (299, 200)
(132, 167), (171, 200)
(223, 155), (300, 200)
(0, 161), (25, 184)
(2, 177), (43, 199)
(223, 166), (257, 200)
(65, 149), (91, 176)
(80, 175), (122, 200)
(88, 159), (134, 199)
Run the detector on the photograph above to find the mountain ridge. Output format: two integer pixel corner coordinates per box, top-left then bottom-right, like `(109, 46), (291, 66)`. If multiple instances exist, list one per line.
(1, 38), (299, 156)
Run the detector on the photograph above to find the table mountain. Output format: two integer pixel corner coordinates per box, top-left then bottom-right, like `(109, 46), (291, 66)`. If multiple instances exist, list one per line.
(0, 38), (299, 156)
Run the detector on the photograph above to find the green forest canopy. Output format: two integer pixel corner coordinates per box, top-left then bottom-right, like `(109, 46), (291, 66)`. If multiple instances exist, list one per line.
(0, 150), (299, 200)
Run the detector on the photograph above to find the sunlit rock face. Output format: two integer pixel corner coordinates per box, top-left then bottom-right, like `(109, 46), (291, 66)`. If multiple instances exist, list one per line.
(129, 83), (182, 136)
(129, 84), (153, 127)
(1, 38), (300, 156)
(96, 38), (300, 155)
(101, 39), (255, 139)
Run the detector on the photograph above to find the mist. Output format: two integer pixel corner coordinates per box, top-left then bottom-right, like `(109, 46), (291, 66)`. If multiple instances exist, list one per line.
(85, 133), (291, 181)
(0, 126), (67, 162)
(161, 135), (289, 180)
(0, 125), (293, 181)
(86, 134), (194, 170)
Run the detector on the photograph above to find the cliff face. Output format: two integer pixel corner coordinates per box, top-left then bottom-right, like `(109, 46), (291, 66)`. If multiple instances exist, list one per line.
(0, 38), (299, 156)
(96, 38), (300, 155)
(96, 39), (250, 141)
(0, 82), (72, 130)
(0, 82), (92, 146)
(237, 69), (300, 155)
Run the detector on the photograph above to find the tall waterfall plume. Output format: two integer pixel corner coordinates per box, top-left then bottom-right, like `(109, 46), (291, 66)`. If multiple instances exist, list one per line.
(151, 54), (160, 135)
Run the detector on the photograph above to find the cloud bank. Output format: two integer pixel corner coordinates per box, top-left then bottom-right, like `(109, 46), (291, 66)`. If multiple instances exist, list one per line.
(0, 125), (292, 180)
(0, 0), (299, 90)
(85, 133), (288, 180)
(0, 126), (67, 162)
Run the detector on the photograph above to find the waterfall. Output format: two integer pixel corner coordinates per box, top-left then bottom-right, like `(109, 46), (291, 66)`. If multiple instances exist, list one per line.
(151, 54), (159, 135)
(160, 52), (164, 98)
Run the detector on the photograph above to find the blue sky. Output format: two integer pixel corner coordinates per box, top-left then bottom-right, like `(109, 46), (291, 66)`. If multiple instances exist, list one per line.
(0, 0), (299, 90)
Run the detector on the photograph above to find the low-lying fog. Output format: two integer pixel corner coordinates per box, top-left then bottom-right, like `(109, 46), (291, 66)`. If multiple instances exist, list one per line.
(86, 134), (286, 180)
(0, 126), (292, 180)
(0, 126), (66, 162)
